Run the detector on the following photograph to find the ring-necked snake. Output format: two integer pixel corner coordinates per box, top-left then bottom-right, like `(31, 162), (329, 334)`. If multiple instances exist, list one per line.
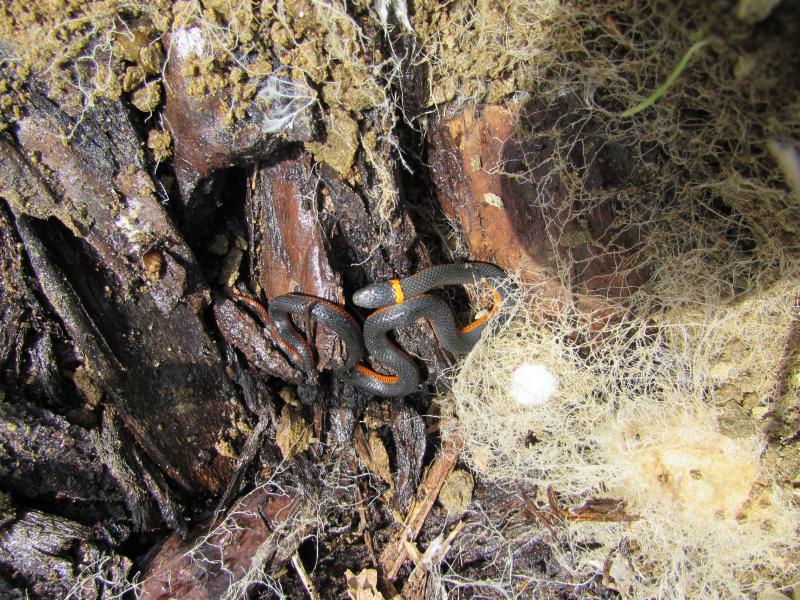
(232, 262), (513, 397)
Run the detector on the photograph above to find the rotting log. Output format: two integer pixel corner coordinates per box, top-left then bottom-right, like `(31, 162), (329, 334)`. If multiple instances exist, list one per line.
(0, 89), (654, 597)
(0, 88), (254, 594)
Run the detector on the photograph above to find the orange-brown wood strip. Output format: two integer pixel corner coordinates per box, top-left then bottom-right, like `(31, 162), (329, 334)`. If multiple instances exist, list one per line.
(379, 430), (463, 582)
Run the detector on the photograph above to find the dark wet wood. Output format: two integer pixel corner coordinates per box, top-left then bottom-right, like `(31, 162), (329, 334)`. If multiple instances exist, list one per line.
(162, 29), (317, 233)
(140, 488), (301, 599)
(0, 399), (126, 523)
(389, 400), (427, 510)
(0, 510), (131, 599)
(92, 405), (184, 533)
(213, 293), (303, 384)
(247, 152), (345, 372)
(2, 93), (244, 495)
(0, 201), (57, 402)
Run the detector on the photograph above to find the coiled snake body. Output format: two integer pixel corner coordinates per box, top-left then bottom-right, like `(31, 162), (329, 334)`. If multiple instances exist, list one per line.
(233, 262), (513, 397)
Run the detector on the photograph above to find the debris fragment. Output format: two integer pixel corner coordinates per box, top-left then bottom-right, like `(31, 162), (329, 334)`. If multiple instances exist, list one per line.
(438, 469), (474, 516)
(276, 405), (312, 460)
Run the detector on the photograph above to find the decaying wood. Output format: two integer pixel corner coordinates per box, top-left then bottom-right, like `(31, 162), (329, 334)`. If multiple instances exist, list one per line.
(0, 510), (130, 599)
(379, 430), (463, 582)
(402, 521), (465, 600)
(161, 27), (316, 228)
(0, 17), (653, 598)
(248, 152), (346, 373)
(91, 406), (163, 532)
(213, 410), (273, 517)
(214, 294), (303, 384)
(427, 101), (649, 311)
(0, 398), (126, 523)
(1, 93), (246, 494)
(389, 400), (427, 510)
(140, 488), (302, 599)
(0, 202), (61, 403)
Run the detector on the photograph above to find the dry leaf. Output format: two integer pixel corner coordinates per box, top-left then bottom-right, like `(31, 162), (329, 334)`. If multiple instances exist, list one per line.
(275, 404), (311, 459)
(368, 432), (393, 486)
(345, 568), (385, 600)
(355, 428), (394, 489)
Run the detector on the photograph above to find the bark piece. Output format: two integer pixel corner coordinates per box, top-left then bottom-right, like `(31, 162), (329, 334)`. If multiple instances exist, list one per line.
(428, 105), (555, 281)
(1, 95), (243, 494)
(318, 164), (418, 284)
(163, 28), (316, 225)
(248, 152), (344, 372)
(0, 202), (41, 395)
(213, 411), (273, 517)
(213, 294), (303, 384)
(91, 406), (174, 533)
(140, 488), (302, 599)
(427, 102), (649, 304)
(0, 510), (131, 599)
(8, 94), (177, 293)
(0, 400), (126, 523)
(389, 401), (427, 510)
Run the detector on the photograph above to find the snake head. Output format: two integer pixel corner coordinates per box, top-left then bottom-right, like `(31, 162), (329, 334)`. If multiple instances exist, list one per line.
(352, 283), (396, 308)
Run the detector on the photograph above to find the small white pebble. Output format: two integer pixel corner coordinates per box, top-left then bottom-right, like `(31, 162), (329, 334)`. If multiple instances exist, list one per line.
(509, 363), (558, 407)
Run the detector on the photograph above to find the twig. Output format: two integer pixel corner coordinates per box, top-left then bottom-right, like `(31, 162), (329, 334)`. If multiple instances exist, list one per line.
(517, 486), (560, 541)
(291, 552), (321, 600)
(378, 429), (463, 581)
(402, 521), (465, 600)
(213, 414), (271, 517)
(547, 486), (639, 523)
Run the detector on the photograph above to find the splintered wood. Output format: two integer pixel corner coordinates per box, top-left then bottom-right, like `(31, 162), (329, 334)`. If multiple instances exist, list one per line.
(378, 431), (464, 583)
(402, 521), (465, 600)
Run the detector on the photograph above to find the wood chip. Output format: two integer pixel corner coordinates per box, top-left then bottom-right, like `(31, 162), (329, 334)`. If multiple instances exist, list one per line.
(378, 429), (463, 582)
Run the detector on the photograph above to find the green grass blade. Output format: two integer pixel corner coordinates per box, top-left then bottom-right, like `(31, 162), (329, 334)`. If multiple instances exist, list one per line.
(621, 38), (710, 117)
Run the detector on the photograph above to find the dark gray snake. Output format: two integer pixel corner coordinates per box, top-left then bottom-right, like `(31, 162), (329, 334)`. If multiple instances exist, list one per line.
(233, 262), (513, 397)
